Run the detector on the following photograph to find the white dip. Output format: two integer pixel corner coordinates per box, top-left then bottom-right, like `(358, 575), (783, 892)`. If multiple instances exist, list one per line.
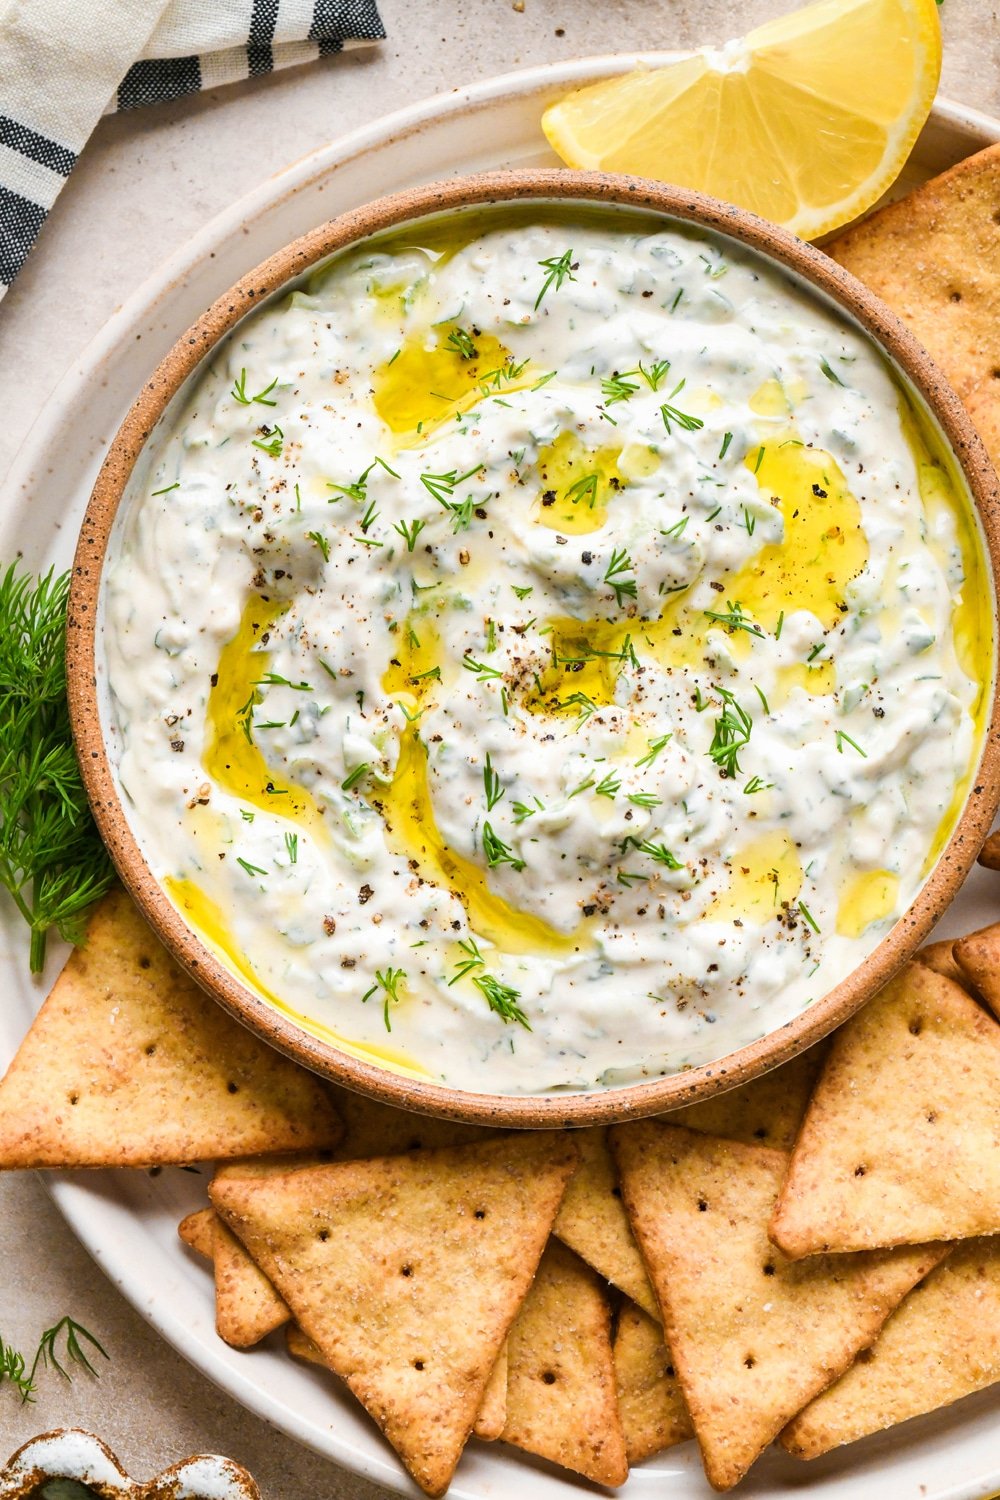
(103, 204), (988, 1093)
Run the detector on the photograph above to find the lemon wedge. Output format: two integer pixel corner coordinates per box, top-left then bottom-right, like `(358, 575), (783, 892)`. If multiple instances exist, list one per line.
(542, 0), (942, 240)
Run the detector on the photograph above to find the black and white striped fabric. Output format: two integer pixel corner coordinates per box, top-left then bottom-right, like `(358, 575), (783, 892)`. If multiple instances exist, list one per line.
(0, 0), (384, 301)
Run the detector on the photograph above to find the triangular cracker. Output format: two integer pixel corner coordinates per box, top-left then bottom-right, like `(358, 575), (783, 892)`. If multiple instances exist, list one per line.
(0, 888), (343, 1167)
(213, 1214), (290, 1347)
(211, 1133), (577, 1496)
(179, 1202), (291, 1347)
(286, 1322), (509, 1441)
(501, 1240), (628, 1486)
(782, 1236), (1000, 1459)
(553, 1128), (659, 1318)
(953, 921), (1000, 1020)
(770, 963), (1000, 1256)
(665, 1043), (824, 1151)
(178, 1207), (216, 1260)
(829, 143), (1000, 402)
(915, 938), (973, 994)
(611, 1121), (946, 1490)
(328, 1086), (493, 1159)
(613, 1301), (693, 1465)
(553, 1052), (822, 1322)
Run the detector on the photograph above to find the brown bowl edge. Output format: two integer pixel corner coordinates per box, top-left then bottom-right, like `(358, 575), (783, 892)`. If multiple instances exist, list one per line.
(66, 168), (1000, 1128)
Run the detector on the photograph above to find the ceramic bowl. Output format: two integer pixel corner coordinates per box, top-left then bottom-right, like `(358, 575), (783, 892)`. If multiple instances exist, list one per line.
(66, 169), (1000, 1127)
(0, 1429), (260, 1500)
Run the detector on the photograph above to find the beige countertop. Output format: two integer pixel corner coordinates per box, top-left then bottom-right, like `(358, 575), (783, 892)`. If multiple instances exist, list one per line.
(1, 0), (998, 1494)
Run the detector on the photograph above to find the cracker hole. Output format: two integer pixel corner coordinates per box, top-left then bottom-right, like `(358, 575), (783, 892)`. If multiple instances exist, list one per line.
(753, 1127), (767, 1140)
(400, 1264), (413, 1277)
(926, 1110), (938, 1124)
(611, 1186), (622, 1199)
(145, 1044), (156, 1056)
(474, 1208), (486, 1219)
(542, 1370), (557, 1385)
(744, 1355), (756, 1369)
(318, 1229), (330, 1242)
(854, 1164), (867, 1177)
(992, 367), (1000, 380)
(227, 1081), (239, 1094)
(665, 1364), (675, 1379)
(857, 1348), (874, 1364)
(763, 1263), (776, 1277)
(413, 1359), (425, 1371)
(909, 1019), (923, 1036)
(697, 1198), (708, 1212)
(950, 290), (963, 303)
(138, 955), (151, 970)
(69, 1093), (79, 1106)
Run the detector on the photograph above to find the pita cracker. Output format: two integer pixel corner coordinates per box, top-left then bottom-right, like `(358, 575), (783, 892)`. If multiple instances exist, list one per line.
(501, 1240), (628, 1487)
(213, 1214), (290, 1347)
(963, 378), (1000, 479)
(178, 1207), (216, 1260)
(611, 1121), (946, 1490)
(286, 1321), (509, 1441)
(915, 937), (972, 994)
(553, 1128), (659, 1319)
(771, 963), (1000, 1257)
(828, 143), (1000, 400)
(211, 1133), (577, 1496)
(613, 1302), (693, 1465)
(0, 888), (343, 1168)
(782, 1236), (1000, 1459)
(472, 1342), (508, 1441)
(978, 829), (1000, 871)
(328, 1086), (492, 1159)
(954, 921), (1000, 1020)
(664, 1043), (825, 1151)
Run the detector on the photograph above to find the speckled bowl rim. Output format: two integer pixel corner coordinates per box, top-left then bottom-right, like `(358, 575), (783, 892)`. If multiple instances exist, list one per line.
(67, 169), (1000, 1128)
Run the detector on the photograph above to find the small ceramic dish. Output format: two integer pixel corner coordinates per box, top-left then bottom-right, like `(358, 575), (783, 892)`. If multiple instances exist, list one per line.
(66, 169), (1000, 1127)
(0, 1429), (260, 1500)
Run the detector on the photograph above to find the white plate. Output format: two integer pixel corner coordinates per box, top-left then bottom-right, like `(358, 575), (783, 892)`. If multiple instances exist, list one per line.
(3, 54), (1000, 1500)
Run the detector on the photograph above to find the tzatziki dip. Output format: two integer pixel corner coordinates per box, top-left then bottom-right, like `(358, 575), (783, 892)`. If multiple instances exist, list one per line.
(104, 203), (990, 1094)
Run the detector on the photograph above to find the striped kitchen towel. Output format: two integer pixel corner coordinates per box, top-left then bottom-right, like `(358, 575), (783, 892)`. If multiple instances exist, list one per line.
(0, 0), (385, 302)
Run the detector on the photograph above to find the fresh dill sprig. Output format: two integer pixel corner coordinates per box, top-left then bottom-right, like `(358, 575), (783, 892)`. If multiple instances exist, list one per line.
(482, 822), (525, 872)
(566, 472), (599, 508)
(660, 383), (704, 435)
(251, 424), (283, 458)
(819, 356), (845, 386)
(341, 763), (370, 792)
(627, 790), (661, 809)
(601, 370), (639, 405)
(836, 730), (868, 757)
(236, 857), (267, 879)
(596, 770), (621, 799)
(393, 518), (426, 553)
(640, 358), (671, 392)
(798, 900), (821, 933)
(635, 734), (671, 769)
(284, 832), (298, 865)
(307, 530), (330, 561)
(512, 797), (543, 823)
(0, 565), (115, 972)
(604, 548), (637, 608)
(708, 687), (753, 778)
(534, 248), (577, 310)
(704, 600), (765, 638)
(1, 1317), (109, 1403)
(447, 327), (478, 359)
(463, 655), (504, 682)
(474, 971), (530, 1028)
(743, 774), (772, 795)
(362, 966), (407, 1032)
(420, 465), (484, 506)
(231, 369), (278, 407)
(718, 431), (734, 460)
(483, 753), (505, 811)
